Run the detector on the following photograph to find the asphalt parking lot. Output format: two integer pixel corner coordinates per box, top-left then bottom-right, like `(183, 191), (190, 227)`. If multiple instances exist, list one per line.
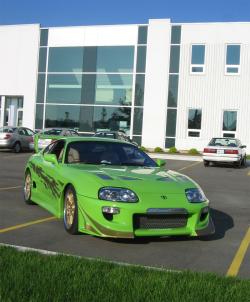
(0, 151), (249, 279)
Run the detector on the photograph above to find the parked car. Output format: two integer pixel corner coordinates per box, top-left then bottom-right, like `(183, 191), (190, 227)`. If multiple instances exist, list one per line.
(34, 128), (79, 152)
(203, 137), (247, 167)
(94, 131), (138, 146)
(0, 126), (35, 153)
(24, 137), (214, 238)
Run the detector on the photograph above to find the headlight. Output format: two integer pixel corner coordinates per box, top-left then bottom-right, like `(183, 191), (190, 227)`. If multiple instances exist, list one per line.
(98, 187), (138, 203)
(185, 188), (207, 203)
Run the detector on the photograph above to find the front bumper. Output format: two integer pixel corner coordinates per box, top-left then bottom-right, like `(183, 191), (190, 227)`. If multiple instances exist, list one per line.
(77, 194), (213, 238)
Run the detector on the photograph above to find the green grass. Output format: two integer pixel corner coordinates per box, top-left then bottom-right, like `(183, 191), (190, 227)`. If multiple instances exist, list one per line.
(0, 246), (250, 302)
(246, 154), (250, 160)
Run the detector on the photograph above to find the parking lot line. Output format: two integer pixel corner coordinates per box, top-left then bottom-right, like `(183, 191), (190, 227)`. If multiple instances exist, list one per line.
(0, 216), (56, 234)
(226, 227), (250, 277)
(0, 185), (22, 191)
(178, 161), (201, 172)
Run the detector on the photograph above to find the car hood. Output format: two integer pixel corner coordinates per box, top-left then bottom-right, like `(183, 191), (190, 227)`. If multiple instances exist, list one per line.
(68, 164), (196, 194)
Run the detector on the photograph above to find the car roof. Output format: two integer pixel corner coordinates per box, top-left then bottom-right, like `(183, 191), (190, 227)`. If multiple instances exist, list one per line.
(59, 136), (134, 145)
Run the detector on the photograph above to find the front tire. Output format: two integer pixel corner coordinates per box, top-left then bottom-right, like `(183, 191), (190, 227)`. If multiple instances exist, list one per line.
(24, 171), (35, 205)
(63, 185), (79, 235)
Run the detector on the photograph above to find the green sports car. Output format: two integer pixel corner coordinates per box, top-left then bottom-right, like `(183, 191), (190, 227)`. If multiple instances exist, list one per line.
(24, 137), (214, 238)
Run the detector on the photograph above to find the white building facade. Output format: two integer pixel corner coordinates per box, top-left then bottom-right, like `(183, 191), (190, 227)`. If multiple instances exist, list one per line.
(0, 19), (250, 152)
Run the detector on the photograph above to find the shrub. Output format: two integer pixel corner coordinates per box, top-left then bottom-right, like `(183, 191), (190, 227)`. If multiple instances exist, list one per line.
(154, 147), (164, 153)
(188, 148), (200, 155)
(168, 146), (178, 154)
(140, 146), (148, 152)
(246, 154), (250, 160)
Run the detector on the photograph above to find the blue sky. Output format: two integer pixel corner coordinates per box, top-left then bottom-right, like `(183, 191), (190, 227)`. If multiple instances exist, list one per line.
(0, 0), (250, 26)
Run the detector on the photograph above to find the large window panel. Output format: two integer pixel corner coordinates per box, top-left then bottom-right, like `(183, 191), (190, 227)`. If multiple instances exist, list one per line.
(36, 74), (46, 103)
(135, 75), (145, 106)
(188, 109), (202, 129)
(223, 111), (237, 131)
(138, 26), (148, 44)
(167, 75), (179, 107)
(35, 104), (44, 129)
(48, 47), (84, 72)
(38, 48), (47, 73)
(166, 109), (177, 137)
(165, 138), (175, 148)
(136, 46), (147, 73)
(95, 74), (132, 105)
(45, 105), (131, 133)
(96, 46), (134, 73)
(40, 29), (48, 46)
(133, 107), (143, 135)
(171, 26), (181, 44)
(169, 46), (180, 74)
(47, 74), (82, 103)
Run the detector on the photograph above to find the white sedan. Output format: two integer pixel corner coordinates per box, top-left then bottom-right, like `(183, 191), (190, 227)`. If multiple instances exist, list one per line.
(203, 138), (247, 167)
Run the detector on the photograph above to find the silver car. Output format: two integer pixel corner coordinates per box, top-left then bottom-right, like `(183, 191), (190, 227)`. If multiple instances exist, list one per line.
(0, 126), (35, 153)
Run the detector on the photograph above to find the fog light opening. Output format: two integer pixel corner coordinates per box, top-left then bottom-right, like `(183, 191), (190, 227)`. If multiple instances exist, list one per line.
(200, 207), (209, 222)
(102, 206), (120, 221)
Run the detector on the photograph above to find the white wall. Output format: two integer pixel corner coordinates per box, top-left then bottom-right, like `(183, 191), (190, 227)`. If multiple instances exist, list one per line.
(0, 24), (40, 129)
(48, 24), (138, 46)
(142, 19), (171, 148)
(176, 22), (250, 153)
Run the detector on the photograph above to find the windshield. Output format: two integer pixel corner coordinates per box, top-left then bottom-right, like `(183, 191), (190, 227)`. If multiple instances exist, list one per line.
(65, 141), (157, 167)
(208, 138), (238, 147)
(0, 127), (16, 133)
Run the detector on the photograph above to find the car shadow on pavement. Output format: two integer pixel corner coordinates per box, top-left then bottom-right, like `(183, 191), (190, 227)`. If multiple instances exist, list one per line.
(106, 208), (234, 244)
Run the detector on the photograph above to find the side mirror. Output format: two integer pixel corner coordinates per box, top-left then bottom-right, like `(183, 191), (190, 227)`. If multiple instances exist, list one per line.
(241, 145), (246, 149)
(44, 153), (58, 165)
(156, 159), (166, 167)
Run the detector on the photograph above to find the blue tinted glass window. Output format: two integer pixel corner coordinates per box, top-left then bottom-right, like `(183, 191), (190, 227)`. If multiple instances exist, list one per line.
(95, 74), (133, 105)
(171, 26), (181, 44)
(188, 109), (202, 129)
(35, 104), (44, 129)
(135, 75), (145, 106)
(138, 26), (148, 44)
(47, 74), (82, 103)
(191, 45), (205, 65)
(226, 45), (240, 65)
(133, 107), (143, 135)
(165, 138), (175, 148)
(48, 47), (84, 72)
(40, 29), (48, 46)
(45, 105), (131, 133)
(38, 48), (47, 73)
(36, 74), (46, 103)
(223, 111), (237, 131)
(97, 46), (134, 73)
(166, 109), (177, 137)
(136, 46), (147, 73)
(169, 46), (180, 73)
(167, 75), (179, 107)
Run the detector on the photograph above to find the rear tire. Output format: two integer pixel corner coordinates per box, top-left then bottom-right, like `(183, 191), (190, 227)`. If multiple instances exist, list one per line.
(13, 142), (21, 153)
(24, 171), (36, 205)
(241, 155), (246, 167)
(203, 160), (209, 167)
(63, 185), (79, 235)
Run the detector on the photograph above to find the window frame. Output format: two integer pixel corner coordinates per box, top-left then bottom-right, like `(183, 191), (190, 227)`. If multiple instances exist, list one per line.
(187, 108), (202, 138)
(225, 44), (241, 75)
(222, 109), (238, 138)
(190, 44), (206, 75)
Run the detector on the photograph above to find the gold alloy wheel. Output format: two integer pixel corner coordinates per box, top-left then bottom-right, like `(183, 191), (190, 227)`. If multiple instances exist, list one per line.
(24, 173), (31, 200)
(65, 191), (76, 228)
